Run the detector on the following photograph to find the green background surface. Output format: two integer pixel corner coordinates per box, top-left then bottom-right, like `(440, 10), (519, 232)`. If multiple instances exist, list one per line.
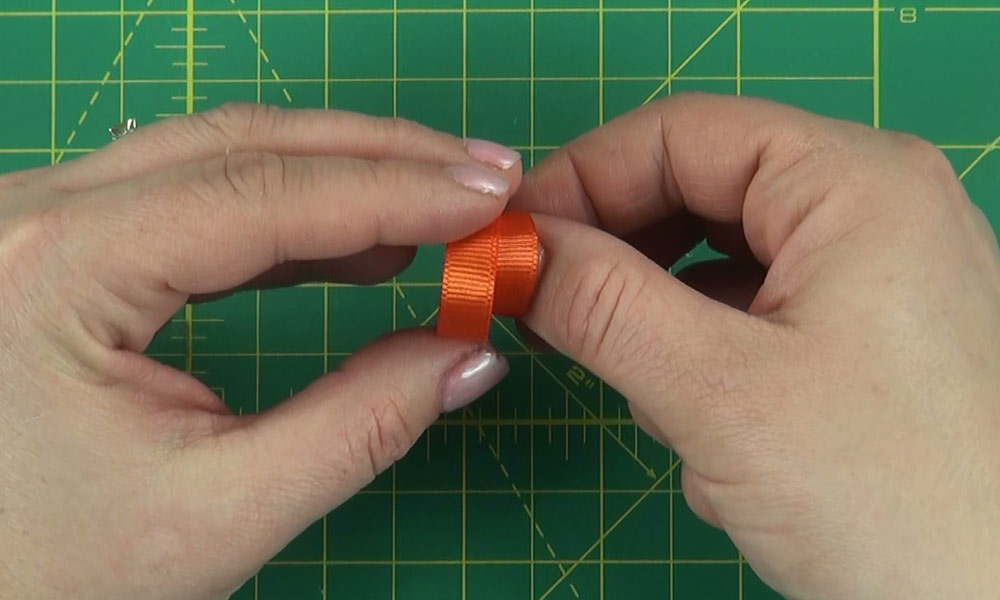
(1, 1), (999, 598)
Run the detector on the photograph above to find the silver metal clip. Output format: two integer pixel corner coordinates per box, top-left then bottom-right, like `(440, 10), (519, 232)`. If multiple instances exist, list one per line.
(109, 118), (138, 141)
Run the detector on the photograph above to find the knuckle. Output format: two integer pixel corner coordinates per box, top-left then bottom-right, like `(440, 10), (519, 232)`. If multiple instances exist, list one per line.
(885, 133), (971, 228)
(217, 151), (289, 202)
(0, 170), (32, 193)
(377, 116), (427, 146)
(0, 203), (70, 273)
(894, 133), (955, 184)
(356, 158), (402, 192)
(777, 120), (856, 171)
(968, 203), (999, 246)
(561, 256), (651, 367)
(199, 102), (282, 146)
(360, 394), (415, 480)
(656, 90), (708, 111)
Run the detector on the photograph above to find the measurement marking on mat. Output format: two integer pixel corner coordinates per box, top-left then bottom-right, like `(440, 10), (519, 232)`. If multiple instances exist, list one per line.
(467, 406), (581, 598)
(493, 318), (657, 478)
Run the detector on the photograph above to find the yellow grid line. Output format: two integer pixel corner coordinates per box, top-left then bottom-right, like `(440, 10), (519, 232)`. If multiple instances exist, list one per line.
(253, 4), (262, 596)
(384, 27), (419, 591)
(597, 0), (604, 126)
(666, 0), (672, 100)
(598, 0), (605, 595)
(392, 1), (400, 598)
(49, 0), (56, 165)
(322, 0), (330, 596)
(183, 0), (195, 375)
(598, 381), (606, 599)
(461, 400), (469, 600)
(735, 1), (745, 595)
(3, 74), (878, 83)
(667, 3), (673, 597)
(529, 0), (536, 169)
(119, 0), (125, 123)
(186, 0), (194, 114)
(530, 283), (537, 600)
(461, 3), (469, 597)
(254, 299), (260, 595)
(7, 7), (897, 16)
(735, 0), (742, 97)
(873, 0), (880, 128)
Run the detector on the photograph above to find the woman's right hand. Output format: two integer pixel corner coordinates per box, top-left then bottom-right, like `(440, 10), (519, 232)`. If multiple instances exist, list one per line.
(514, 93), (1000, 599)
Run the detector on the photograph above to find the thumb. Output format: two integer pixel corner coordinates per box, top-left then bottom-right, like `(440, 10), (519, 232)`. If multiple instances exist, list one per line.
(180, 329), (507, 568)
(523, 215), (783, 459)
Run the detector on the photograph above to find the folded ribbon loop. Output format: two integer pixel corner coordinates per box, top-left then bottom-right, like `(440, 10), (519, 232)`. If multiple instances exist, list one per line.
(437, 211), (540, 341)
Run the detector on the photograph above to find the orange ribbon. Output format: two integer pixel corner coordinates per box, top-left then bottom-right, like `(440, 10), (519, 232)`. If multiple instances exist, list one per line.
(437, 211), (540, 341)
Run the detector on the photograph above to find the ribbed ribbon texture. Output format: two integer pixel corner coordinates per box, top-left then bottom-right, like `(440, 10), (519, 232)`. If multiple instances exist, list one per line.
(437, 211), (540, 341)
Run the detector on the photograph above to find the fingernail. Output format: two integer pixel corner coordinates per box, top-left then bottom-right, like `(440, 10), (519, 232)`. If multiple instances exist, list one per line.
(441, 346), (509, 412)
(464, 138), (522, 171)
(446, 164), (510, 197)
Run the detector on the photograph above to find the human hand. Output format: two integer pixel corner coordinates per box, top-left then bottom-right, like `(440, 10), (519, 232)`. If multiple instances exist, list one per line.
(512, 93), (1000, 599)
(0, 104), (522, 599)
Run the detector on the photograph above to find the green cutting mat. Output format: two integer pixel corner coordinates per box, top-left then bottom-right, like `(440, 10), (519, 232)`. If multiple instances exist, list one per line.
(2, 1), (999, 598)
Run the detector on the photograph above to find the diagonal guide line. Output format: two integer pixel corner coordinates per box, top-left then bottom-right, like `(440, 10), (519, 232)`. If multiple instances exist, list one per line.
(642, 0), (752, 105)
(492, 318), (657, 478)
(55, 0), (156, 163)
(958, 132), (1000, 181)
(390, 282), (419, 319)
(420, 306), (440, 327)
(226, 0), (293, 103)
(466, 406), (581, 598)
(537, 458), (682, 600)
(56, 0), (295, 164)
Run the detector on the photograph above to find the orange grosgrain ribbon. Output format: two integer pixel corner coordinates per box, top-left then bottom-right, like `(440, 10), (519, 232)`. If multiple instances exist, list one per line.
(437, 212), (541, 341)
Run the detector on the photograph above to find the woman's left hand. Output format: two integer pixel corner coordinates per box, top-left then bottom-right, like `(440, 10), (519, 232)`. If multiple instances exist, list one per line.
(0, 104), (521, 599)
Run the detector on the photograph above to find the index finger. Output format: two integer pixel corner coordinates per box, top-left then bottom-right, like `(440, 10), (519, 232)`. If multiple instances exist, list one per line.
(511, 93), (886, 266)
(52, 103), (523, 193)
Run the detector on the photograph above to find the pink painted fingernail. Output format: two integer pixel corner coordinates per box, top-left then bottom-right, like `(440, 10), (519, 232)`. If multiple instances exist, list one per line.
(446, 164), (510, 196)
(441, 346), (509, 412)
(464, 138), (522, 170)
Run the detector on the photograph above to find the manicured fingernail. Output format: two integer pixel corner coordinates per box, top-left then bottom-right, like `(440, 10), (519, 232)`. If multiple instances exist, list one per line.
(446, 164), (510, 196)
(464, 138), (522, 170)
(442, 346), (509, 412)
